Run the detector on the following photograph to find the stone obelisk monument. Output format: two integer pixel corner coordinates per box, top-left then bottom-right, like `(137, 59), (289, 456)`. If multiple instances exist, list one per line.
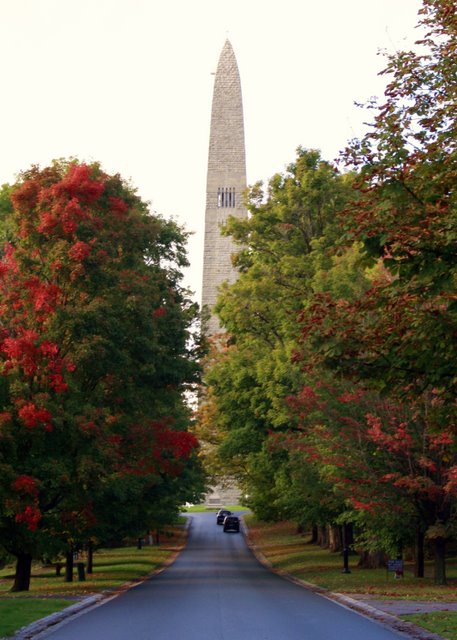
(201, 40), (246, 506)
(201, 39), (247, 335)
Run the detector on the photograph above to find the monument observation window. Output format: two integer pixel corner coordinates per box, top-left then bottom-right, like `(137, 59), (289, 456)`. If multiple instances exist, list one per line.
(217, 187), (236, 208)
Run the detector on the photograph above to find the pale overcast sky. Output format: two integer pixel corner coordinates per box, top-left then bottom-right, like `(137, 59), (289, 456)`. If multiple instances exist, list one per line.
(0, 0), (423, 302)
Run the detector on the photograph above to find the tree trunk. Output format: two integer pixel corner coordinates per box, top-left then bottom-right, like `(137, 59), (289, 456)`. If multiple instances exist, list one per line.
(317, 525), (328, 548)
(310, 525), (318, 544)
(414, 528), (425, 578)
(11, 553), (32, 592)
(328, 525), (342, 552)
(65, 550), (74, 582)
(434, 537), (446, 585)
(357, 550), (386, 569)
(87, 541), (93, 575)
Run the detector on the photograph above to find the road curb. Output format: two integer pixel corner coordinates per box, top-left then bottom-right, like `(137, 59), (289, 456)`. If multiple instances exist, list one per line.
(11, 594), (108, 640)
(9, 518), (192, 640)
(240, 518), (446, 640)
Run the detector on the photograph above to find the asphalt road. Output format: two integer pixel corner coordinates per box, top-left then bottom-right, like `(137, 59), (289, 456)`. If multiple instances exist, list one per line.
(40, 512), (406, 640)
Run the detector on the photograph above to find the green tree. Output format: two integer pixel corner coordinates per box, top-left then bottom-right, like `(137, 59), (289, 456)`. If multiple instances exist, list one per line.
(201, 148), (355, 521)
(338, 0), (457, 399)
(298, 0), (457, 582)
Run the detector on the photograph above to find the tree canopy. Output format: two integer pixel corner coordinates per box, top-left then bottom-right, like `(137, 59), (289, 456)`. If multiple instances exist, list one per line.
(199, 0), (456, 585)
(0, 160), (205, 590)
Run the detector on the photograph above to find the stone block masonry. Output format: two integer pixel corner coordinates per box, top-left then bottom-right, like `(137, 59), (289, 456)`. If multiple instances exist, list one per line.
(200, 40), (246, 505)
(201, 39), (247, 336)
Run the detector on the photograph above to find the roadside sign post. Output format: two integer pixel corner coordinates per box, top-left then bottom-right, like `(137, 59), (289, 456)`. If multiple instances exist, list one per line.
(387, 559), (404, 579)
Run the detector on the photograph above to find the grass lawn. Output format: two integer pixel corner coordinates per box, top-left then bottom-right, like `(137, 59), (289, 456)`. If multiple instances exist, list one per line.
(0, 525), (186, 637)
(245, 516), (457, 599)
(0, 599), (70, 638)
(183, 503), (247, 513)
(402, 612), (457, 640)
(245, 516), (457, 639)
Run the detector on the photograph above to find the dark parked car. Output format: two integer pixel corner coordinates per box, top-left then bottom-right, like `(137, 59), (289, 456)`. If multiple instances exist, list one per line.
(223, 515), (240, 533)
(216, 509), (232, 525)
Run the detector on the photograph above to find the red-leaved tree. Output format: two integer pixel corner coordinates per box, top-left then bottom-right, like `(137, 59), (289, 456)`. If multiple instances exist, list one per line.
(0, 160), (202, 590)
(291, 0), (456, 584)
(285, 379), (455, 581)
